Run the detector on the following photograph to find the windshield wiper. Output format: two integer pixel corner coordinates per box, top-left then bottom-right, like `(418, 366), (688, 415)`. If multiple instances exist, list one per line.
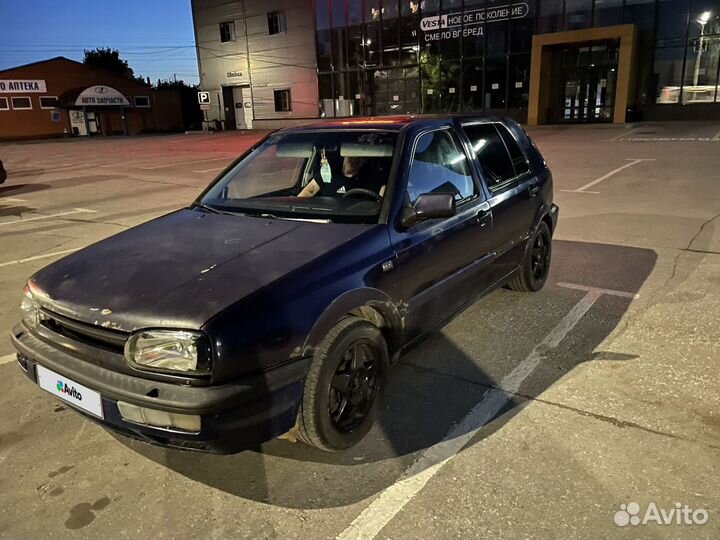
(193, 203), (242, 216)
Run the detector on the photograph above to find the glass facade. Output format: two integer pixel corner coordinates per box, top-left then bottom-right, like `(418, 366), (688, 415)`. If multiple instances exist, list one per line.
(314, 0), (720, 121)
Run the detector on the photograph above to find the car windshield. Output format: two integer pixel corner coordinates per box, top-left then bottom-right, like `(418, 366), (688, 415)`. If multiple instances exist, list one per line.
(199, 130), (398, 223)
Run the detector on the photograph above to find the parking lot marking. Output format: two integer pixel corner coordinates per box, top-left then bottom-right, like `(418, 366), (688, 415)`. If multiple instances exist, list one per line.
(139, 157), (230, 170)
(337, 283), (628, 540)
(557, 282), (639, 299)
(0, 248), (81, 268)
(193, 167), (226, 173)
(0, 354), (16, 366)
(558, 190), (600, 194)
(567, 159), (655, 193)
(0, 208), (96, 228)
(1, 198), (27, 203)
(712, 131), (720, 142)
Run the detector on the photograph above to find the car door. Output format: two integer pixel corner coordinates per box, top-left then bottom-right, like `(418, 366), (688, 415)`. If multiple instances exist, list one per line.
(385, 127), (495, 340)
(461, 121), (540, 276)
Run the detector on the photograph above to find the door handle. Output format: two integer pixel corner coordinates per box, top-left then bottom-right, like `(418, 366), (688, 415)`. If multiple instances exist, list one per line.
(528, 185), (540, 198)
(475, 208), (491, 227)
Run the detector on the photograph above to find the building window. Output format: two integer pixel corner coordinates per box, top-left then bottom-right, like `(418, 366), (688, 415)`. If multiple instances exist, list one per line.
(134, 96), (151, 108)
(274, 89), (292, 111)
(11, 96), (32, 110)
(39, 96), (59, 109)
(219, 21), (236, 43)
(0, 97), (8, 110)
(268, 11), (286, 34)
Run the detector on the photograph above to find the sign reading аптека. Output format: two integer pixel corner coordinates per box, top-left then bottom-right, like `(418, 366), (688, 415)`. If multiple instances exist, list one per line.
(0, 79), (47, 93)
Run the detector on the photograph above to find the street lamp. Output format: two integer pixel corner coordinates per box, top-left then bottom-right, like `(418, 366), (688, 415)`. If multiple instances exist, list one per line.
(693, 11), (712, 86)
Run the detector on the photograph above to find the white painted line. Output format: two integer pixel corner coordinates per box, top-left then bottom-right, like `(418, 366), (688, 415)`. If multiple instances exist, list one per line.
(2, 198), (27, 203)
(568, 158), (655, 193)
(712, 131), (720, 142)
(140, 157), (229, 170)
(0, 248), (81, 268)
(0, 208), (96, 227)
(558, 282), (639, 299)
(610, 128), (640, 141)
(193, 167), (225, 173)
(0, 354), (17, 366)
(559, 189), (600, 194)
(338, 284), (617, 540)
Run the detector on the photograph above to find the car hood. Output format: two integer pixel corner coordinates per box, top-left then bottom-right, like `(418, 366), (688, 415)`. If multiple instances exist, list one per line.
(30, 209), (369, 332)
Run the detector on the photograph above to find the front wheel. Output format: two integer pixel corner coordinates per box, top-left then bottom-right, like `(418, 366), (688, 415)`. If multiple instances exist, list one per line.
(507, 221), (552, 292)
(297, 316), (388, 451)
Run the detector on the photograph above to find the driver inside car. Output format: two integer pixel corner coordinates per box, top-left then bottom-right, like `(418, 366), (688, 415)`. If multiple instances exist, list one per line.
(298, 154), (386, 199)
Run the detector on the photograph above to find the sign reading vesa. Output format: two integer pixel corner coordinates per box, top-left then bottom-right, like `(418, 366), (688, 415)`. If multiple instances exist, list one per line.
(0, 79), (47, 93)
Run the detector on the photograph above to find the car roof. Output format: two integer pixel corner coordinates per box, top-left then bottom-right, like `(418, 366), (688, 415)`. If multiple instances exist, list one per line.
(279, 113), (513, 132)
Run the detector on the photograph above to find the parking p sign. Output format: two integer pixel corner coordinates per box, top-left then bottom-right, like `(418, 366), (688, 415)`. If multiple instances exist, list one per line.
(197, 91), (210, 104)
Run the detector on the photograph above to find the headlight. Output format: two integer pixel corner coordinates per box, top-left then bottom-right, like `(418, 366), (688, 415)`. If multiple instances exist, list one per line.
(20, 284), (40, 327)
(125, 330), (211, 375)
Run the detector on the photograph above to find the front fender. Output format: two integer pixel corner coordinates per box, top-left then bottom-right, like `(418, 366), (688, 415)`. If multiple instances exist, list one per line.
(302, 288), (405, 360)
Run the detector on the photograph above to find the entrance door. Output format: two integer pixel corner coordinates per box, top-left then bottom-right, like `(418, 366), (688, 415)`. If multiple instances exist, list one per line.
(553, 41), (618, 123)
(232, 86), (253, 129)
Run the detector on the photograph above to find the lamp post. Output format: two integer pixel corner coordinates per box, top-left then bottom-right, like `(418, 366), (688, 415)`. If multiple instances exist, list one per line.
(693, 11), (712, 86)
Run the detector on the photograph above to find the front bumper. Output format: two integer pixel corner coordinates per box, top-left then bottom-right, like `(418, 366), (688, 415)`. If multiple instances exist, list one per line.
(11, 322), (309, 453)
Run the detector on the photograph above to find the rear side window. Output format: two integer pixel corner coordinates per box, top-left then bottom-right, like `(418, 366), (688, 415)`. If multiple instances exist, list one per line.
(496, 124), (529, 176)
(462, 123), (515, 189)
(406, 129), (477, 205)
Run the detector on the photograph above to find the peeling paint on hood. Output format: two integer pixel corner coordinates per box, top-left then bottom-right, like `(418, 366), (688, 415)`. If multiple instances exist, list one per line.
(30, 209), (369, 332)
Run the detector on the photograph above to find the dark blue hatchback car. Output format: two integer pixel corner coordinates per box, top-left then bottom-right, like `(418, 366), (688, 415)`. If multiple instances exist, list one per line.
(12, 115), (558, 453)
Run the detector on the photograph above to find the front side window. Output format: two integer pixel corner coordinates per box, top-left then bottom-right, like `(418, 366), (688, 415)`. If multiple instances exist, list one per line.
(274, 89), (292, 111)
(200, 130), (397, 223)
(462, 123), (516, 189)
(11, 97), (32, 110)
(0, 97), (8, 110)
(406, 130), (476, 206)
(219, 21), (235, 43)
(134, 96), (150, 108)
(268, 11), (286, 34)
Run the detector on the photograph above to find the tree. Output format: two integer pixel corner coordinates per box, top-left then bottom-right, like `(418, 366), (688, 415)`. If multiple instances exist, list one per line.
(83, 47), (135, 78)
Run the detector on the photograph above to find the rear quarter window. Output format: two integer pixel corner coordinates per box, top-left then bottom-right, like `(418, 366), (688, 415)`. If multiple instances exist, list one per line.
(461, 123), (516, 189)
(495, 124), (530, 176)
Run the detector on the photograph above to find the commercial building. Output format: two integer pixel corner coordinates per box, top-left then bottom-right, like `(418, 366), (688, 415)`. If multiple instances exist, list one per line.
(0, 57), (184, 140)
(193, 0), (720, 127)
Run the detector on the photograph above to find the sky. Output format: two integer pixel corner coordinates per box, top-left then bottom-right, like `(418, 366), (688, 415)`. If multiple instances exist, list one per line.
(0, 0), (199, 84)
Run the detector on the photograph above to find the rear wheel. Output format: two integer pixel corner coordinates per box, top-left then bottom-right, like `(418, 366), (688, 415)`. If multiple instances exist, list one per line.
(507, 221), (552, 292)
(297, 316), (388, 451)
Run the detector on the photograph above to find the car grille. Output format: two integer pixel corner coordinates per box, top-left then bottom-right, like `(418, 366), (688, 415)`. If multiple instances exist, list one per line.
(39, 308), (128, 354)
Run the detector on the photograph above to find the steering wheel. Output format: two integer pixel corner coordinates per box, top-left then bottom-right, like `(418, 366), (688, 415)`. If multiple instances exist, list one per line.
(342, 188), (382, 202)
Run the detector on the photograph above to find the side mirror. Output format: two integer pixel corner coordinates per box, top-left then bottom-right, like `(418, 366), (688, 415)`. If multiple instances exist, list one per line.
(400, 192), (456, 228)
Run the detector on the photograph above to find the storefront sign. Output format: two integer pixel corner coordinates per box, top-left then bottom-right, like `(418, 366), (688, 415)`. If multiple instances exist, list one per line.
(0, 79), (47, 93)
(421, 2), (530, 42)
(74, 86), (130, 106)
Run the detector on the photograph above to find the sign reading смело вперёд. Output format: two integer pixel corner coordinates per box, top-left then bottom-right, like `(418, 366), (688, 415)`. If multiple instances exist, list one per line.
(421, 2), (530, 41)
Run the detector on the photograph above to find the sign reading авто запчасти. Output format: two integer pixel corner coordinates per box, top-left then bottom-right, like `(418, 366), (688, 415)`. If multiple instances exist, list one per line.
(421, 2), (530, 41)
(0, 79), (47, 93)
(74, 86), (131, 106)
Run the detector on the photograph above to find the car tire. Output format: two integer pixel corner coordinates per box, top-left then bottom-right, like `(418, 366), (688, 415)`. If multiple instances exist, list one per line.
(297, 316), (388, 451)
(507, 221), (552, 293)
